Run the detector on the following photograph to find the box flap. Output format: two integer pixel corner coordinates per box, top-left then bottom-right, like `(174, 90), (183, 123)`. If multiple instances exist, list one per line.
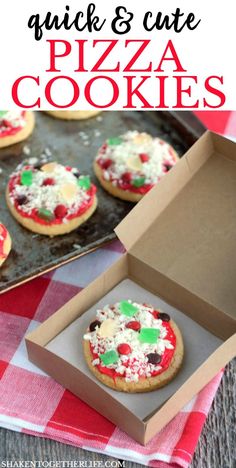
(115, 131), (214, 250)
(123, 131), (236, 322)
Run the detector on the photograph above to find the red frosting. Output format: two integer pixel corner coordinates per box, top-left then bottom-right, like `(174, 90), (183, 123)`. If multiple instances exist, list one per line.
(90, 311), (176, 382)
(97, 157), (154, 195)
(0, 224), (8, 259)
(0, 111), (26, 138)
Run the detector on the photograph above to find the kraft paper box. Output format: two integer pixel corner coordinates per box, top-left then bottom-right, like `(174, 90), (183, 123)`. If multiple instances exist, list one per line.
(26, 131), (236, 445)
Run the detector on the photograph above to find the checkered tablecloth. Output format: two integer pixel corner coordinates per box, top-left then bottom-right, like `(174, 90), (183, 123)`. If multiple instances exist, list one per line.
(0, 111), (235, 467)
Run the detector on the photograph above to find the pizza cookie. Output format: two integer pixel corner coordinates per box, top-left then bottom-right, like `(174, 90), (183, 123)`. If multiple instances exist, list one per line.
(94, 131), (179, 202)
(6, 161), (97, 236)
(0, 223), (11, 266)
(0, 111), (35, 149)
(83, 301), (184, 393)
(45, 111), (101, 120)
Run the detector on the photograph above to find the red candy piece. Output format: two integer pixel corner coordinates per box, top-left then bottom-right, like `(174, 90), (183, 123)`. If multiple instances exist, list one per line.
(3, 119), (11, 127)
(121, 172), (132, 183)
(65, 166), (72, 171)
(100, 143), (108, 154)
(43, 177), (55, 186)
(126, 321), (141, 331)
(101, 159), (113, 170)
(54, 204), (68, 219)
(117, 343), (132, 355)
(139, 153), (149, 163)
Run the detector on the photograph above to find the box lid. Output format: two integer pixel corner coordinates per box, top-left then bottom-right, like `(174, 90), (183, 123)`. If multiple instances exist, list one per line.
(115, 131), (236, 323)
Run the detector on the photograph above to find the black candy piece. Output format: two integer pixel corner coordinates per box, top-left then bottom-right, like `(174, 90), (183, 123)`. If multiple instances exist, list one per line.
(147, 353), (162, 365)
(73, 170), (80, 178)
(165, 164), (173, 172)
(89, 320), (101, 332)
(33, 163), (42, 170)
(17, 195), (28, 205)
(158, 312), (170, 322)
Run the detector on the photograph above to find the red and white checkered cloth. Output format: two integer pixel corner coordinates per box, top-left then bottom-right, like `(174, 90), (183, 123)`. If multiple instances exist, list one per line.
(0, 111), (235, 468)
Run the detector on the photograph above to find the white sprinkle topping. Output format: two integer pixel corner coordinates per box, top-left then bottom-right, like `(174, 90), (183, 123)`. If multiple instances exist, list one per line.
(73, 243), (81, 249)
(84, 301), (174, 383)
(0, 111), (26, 133)
(45, 147), (52, 156)
(23, 145), (31, 156)
(96, 131), (178, 186)
(8, 162), (93, 223)
(28, 157), (38, 165)
(79, 131), (89, 140)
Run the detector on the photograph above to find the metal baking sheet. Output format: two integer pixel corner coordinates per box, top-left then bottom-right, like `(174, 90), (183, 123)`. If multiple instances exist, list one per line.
(0, 111), (205, 293)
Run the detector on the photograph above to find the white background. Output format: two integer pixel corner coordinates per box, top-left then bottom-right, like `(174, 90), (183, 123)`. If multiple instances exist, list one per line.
(0, 0), (235, 110)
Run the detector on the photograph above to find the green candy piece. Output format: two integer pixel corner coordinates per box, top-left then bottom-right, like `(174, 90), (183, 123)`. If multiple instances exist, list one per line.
(107, 137), (122, 146)
(139, 328), (160, 344)
(21, 170), (33, 186)
(119, 300), (138, 317)
(100, 350), (119, 366)
(38, 208), (55, 221)
(0, 111), (7, 118)
(77, 175), (91, 190)
(132, 177), (146, 188)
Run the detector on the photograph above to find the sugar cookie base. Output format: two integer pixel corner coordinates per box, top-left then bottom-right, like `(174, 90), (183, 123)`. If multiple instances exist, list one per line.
(83, 319), (184, 393)
(45, 111), (101, 120)
(0, 112), (35, 149)
(6, 189), (97, 237)
(94, 150), (179, 203)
